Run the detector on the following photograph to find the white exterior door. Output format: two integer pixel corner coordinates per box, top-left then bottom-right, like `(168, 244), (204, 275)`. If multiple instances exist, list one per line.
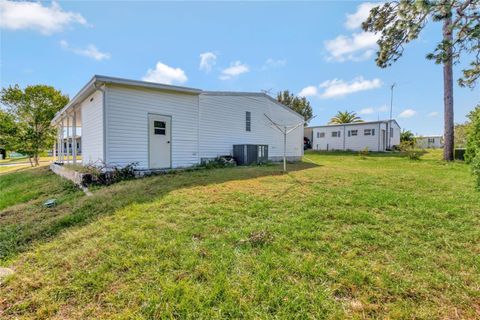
(149, 114), (171, 168)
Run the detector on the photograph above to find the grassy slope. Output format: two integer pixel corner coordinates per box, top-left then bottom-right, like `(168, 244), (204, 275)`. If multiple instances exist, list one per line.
(0, 151), (479, 319)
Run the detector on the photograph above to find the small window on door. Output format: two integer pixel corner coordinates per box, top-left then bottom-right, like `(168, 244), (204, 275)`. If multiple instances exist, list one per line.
(154, 120), (166, 135)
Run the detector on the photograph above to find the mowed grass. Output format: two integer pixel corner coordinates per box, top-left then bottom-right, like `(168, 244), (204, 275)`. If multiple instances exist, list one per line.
(0, 150), (479, 319)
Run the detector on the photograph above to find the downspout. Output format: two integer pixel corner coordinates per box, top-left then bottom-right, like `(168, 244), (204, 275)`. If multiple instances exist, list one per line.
(378, 123), (381, 152)
(94, 81), (107, 165)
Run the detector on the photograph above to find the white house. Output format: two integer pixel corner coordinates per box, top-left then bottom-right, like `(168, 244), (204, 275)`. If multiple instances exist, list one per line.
(415, 135), (444, 149)
(306, 120), (401, 152)
(51, 75), (304, 169)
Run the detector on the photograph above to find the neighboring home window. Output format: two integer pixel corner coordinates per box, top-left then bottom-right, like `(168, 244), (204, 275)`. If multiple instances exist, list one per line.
(154, 121), (166, 135)
(332, 131), (341, 138)
(348, 130), (358, 137)
(320, 132), (325, 138)
(364, 129), (375, 136)
(390, 128), (394, 138)
(428, 137), (435, 143)
(246, 111), (251, 132)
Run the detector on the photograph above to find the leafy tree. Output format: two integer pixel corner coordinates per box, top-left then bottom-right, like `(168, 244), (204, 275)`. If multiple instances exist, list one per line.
(0, 85), (68, 166)
(400, 129), (415, 142)
(276, 90), (313, 125)
(362, 0), (480, 161)
(0, 109), (19, 152)
(329, 111), (364, 124)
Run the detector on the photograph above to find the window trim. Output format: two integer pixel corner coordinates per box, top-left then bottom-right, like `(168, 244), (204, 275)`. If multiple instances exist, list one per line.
(332, 131), (341, 138)
(364, 128), (375, 136)
(153, 120), (166, 135)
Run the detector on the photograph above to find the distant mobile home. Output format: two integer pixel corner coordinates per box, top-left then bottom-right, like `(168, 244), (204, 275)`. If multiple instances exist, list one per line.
(415, 135), (444, 149)
(51, 75), (304, 169)
(306, 120), (401, 152)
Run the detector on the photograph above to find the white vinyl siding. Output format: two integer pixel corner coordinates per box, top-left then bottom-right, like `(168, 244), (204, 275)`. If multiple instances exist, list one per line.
(389, 122), (401, 148)
(311, 121), (399, 152)
(81, 90), (104, 165)
(199, 94), (303, 160)
(105, 85), (199, 169)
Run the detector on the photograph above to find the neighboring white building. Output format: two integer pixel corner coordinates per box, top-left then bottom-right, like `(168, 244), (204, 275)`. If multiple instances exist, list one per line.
(306, 120), (401, 152)
(415, 135), (444, 149)
(51, 75), (304, 169)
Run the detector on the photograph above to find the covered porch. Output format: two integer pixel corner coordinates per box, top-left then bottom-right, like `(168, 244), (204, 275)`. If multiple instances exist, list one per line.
(52, 107), (82, 164)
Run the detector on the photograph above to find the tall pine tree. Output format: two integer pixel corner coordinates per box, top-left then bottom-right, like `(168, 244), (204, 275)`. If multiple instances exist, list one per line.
(362, 0), (479, 161)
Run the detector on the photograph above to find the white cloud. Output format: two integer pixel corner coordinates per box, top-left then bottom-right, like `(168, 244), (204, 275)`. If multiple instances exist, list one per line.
(324, 32), (379, 62)
(142, 62), (188, 85)
(428, 111), (439, 117)
(358, 107), (375, 115)
(398, 109), (417, 118)
(262, 58), (287, 70)
(298, 86), (319, 97)
(0, 0), (87, 35)
(219, 61), (249, 80)
(319, 77), (382, 98)
(345, 2), (378, 30)
(60, 40), (110, 61)
(199, 52), (217, 72)
(324, 2), (381, 62)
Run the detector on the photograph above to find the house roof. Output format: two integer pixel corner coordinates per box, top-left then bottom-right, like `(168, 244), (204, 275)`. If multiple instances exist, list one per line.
(415, 135), (443, 138)
(306, 119), (401, 129)
(52, 75), (303, 124)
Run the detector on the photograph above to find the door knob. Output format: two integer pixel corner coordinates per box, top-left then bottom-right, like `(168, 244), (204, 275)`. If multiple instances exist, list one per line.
(167, 141), (170, 144)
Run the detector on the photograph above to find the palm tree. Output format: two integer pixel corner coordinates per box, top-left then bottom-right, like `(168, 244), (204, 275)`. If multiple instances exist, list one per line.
(329, 111), (364, 124)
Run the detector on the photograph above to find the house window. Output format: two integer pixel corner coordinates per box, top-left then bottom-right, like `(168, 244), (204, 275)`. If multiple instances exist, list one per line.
(154, 120), (166, 135)
(332, 131), (341, 138)
(246, 111), (251, 132)
(348, 130), (358, 137)
(390, 128), (394, 138)
(317, 132), (325, 138)
(364, 129), (375, 136)
(428, 137), (435, 143)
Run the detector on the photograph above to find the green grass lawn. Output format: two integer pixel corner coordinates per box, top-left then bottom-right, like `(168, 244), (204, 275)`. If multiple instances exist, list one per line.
(0, 150), (479, 319)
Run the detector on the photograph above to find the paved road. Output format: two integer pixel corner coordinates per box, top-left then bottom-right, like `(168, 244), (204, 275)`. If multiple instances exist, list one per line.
(0, 161), (50, 167)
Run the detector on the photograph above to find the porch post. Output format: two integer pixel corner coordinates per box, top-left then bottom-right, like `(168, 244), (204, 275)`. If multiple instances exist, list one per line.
(57, 124), (61, 162)
(72, 110), (77, 164)
(53, 126), (57, 163)
(66, 114), (70, 164)
(60, 118), (64, 163)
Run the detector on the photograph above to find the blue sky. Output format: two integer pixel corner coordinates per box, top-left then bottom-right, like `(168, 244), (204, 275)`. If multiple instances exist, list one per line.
(1, 1), (478, 135)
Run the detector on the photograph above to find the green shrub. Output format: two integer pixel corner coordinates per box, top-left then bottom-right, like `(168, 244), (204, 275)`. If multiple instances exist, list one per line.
(399, 141), (422, 160)
(80, 162), (137, 186)
(465, 105), (480, 188)
(465, 105), (480, 164)
(200, 156), (236, 169)
(472, 152), (480, 190)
